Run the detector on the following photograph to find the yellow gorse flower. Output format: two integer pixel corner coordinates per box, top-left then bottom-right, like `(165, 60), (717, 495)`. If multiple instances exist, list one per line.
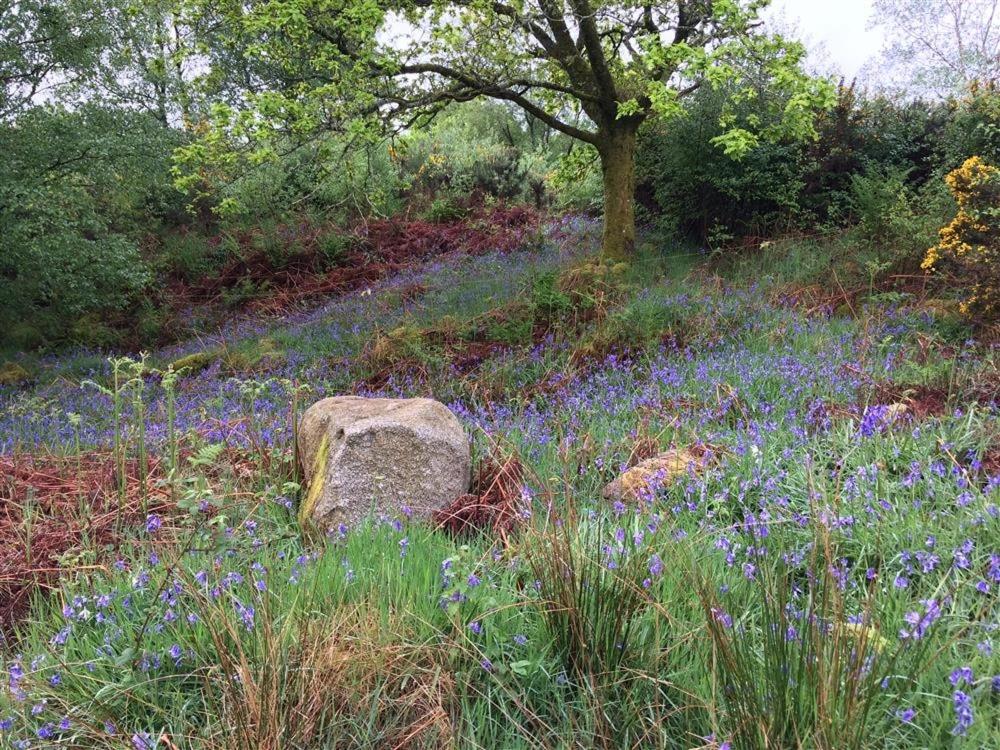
(922, 156), (1000, 319)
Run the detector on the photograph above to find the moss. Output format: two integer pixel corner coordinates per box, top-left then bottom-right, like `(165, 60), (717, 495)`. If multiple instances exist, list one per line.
(610, 262), (630, 276)
(298, 432), (329, 529)
(168, 350), (219, 375)
(0, 361), (32, 387)
(365, 325), (438, 371)
(223, 338), (284, 373)
(169, 339), (286, 377)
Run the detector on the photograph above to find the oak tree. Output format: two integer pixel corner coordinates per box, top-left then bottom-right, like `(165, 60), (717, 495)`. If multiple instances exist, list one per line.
(191, 0), (831, 259)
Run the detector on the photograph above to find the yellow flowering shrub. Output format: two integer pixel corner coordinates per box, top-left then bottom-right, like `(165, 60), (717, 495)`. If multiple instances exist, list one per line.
(923, 157), (1000, 320)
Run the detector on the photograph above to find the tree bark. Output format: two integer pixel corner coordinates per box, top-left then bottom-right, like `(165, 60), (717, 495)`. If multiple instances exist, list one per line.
(597, 124), (638, 261)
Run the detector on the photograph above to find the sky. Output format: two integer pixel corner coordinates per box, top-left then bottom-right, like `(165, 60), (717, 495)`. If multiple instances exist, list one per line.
(767, 0), (886, 80)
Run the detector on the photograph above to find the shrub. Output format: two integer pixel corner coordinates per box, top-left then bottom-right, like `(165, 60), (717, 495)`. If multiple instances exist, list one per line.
(922, 156), (1000, 321)
(317, 231), (353, 269)
(0, 105), (182, 347)
(159, 230), (228, 282)
(939, 83), (1000, 168)
(424, 196), (468, 223)
(0, 182), (150, 346)
(637, 87), (805, 241)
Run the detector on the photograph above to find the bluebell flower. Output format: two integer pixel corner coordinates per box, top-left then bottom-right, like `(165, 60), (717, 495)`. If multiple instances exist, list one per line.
(952, 690), (973, 735)
(950, 666), (974, 686)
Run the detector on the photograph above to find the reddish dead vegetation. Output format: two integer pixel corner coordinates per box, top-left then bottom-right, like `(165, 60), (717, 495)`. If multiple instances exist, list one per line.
(433, 454), (526, 543)
(0, 452), (172, 636)
(983, 446), (1000, 477)
(362, 204), (539, 257)
(173, 205), (541, 316)
(871, 383), (951, 419)
(767, 270), (938, 317)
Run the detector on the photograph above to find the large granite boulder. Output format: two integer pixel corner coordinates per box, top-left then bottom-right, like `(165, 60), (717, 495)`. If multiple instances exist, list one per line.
(297, 396), (471, 530)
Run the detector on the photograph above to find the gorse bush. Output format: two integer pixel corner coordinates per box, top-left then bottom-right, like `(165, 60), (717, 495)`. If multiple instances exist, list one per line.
(923, 156), (1000, 322)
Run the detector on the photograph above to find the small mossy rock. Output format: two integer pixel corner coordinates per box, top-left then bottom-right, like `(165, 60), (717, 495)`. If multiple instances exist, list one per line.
(223, 339), (284, 373)
(297, 396), (471, 530)
(168, 350), (219, 375)
(602, 447), (705, 502)
(0, 361), (32, 387)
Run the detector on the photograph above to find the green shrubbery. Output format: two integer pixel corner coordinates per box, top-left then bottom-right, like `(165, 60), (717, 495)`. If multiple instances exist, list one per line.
(4, 78), (998, 354)
(0, 106), (184, 348)
(637, 82), (998, 261)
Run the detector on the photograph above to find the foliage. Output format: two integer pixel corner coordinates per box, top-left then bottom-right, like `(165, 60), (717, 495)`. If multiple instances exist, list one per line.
(940, 83), (1000, 167)
(638, 81), (964, 245)
(923, 156), (1000, 321)
(847, 166), (952, 271)
(180, 0), (832, 259)
(0, 0), (104, 119)
(0, 105), (187, 347)
(637, 86), (806, 241)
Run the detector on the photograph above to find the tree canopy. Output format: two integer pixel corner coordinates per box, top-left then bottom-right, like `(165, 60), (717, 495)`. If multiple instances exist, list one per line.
(872, 0), (1000, 98)
(184, 0), (834, 258)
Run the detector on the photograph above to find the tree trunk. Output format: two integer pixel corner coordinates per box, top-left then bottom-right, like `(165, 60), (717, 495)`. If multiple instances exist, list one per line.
(597, 125), (638, 261)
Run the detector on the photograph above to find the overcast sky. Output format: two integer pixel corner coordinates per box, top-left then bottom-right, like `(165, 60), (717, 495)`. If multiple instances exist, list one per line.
(767, 0), (885, 80)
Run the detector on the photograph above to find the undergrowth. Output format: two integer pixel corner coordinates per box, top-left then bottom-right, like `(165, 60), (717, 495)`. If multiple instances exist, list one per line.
(0, 222), (997, 748)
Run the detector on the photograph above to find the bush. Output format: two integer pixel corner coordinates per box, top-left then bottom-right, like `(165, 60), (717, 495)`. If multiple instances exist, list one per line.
(317, 231), (353, 268)
(423, 197), (468, 223)
(922, 156), (1000, 322)
(637, 88), (805, 241)
(0, 181), (150, 346)
(159, 230), (228, 282)
(939, 83), (1000, 168)
(0, 105), (183, 347)
(847, 167), (950, 269)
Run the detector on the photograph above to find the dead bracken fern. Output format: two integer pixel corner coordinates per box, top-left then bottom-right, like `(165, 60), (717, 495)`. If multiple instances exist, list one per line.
(0, 452), (172, 637)
(433, 451), (526, 543)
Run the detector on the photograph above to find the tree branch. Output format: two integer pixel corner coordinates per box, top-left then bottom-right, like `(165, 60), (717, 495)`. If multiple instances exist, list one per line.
(397, 62), (598, 144)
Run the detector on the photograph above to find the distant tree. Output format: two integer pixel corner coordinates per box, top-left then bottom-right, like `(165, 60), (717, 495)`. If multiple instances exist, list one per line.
(184, 0), (832, 260)
(871, 0), (1000, 97)
(0, 0), (104, 119)
(80, 0), (195, 126)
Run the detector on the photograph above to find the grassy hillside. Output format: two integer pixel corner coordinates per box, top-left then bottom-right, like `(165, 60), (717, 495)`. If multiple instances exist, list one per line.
(0, 220), (998, 749)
